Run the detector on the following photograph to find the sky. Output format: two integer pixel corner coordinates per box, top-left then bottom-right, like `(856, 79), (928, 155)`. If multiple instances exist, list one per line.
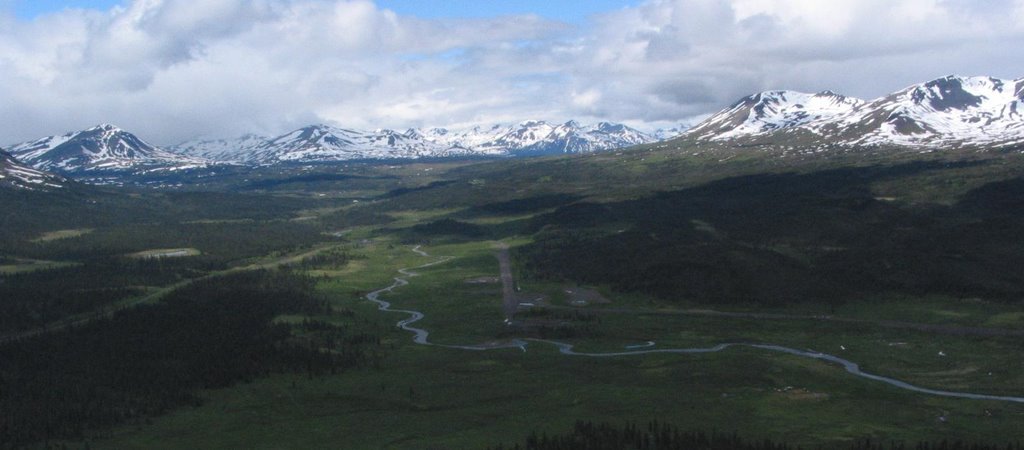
(0, 0), (1022, 145)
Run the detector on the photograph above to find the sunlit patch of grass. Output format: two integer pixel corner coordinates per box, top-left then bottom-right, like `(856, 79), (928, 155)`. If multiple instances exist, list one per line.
(31, 228), (93, 242)
(0, 258), (79, 274)
(127, 248), (202, 259)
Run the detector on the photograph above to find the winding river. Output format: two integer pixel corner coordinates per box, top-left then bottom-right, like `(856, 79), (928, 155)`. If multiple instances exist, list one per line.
(365, 246), (1024, 404)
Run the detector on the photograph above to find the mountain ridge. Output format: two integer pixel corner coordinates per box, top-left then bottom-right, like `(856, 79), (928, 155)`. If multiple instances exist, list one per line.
(7, 120), (659, 174)
(684, 75), (1024, 149)
(168, 120), (657, 164)
(8, 124), (208, 175)
(10, 75), (1023, 177)
(0, 149), (68, 190)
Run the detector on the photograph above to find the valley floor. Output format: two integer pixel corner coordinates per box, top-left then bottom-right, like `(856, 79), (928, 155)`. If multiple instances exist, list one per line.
(86, 235), (1024, 449)
(7, 151), (1024, 449)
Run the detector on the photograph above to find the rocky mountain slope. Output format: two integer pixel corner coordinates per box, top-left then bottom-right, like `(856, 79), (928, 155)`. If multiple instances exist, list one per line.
(8, 124), (208, 174)
(0, 150), (67, 190)
(685, 75), (1024, 149)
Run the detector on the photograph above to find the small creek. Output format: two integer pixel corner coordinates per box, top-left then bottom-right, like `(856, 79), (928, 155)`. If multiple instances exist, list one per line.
(364, 247), (1024, 404)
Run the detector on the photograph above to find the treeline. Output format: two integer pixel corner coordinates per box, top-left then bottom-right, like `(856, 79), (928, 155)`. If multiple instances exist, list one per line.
(0, 269), (381, 448)
(296, 248), (358, 269)
(515, 164), (1024, 306)
(492, 420), (1024, 450)
(320, 206), (397, 227)
(462, 193), (581, 216)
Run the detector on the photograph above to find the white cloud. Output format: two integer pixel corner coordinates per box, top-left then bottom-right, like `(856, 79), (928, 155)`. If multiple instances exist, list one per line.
(0, 0), (1022, 145)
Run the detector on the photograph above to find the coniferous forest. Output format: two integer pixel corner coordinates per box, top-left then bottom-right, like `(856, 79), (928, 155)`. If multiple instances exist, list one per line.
(0, 270), (381, 448)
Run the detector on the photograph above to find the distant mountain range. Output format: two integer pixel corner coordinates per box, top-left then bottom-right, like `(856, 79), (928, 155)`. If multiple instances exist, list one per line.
(170, 120), (657, 164)
(5, 75), (1022, 179)
(8, 121), (660, 174)
(0, 149), (67, 190)
(684, 75), (1024, 149)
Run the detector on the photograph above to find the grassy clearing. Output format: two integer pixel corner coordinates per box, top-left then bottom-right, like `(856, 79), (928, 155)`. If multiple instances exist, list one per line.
(31, 228), (93, 242)
(127, 248), (202, 259)
(384, 208), (463, 228)
(830, 295), (1024, 330)
(181, 219), (256, 224)
(0, 258), (79, 274)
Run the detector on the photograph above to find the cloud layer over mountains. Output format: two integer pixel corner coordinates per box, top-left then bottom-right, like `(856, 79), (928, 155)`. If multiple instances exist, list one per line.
(1, 0), (1022, 144)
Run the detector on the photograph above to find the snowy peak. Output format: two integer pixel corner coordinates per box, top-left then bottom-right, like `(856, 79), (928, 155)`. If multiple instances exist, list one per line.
(251, 124), (462, 162)
(475, 119), (653, 155)
(0, 149), (68, 190)
(9, 124), (206, 174)
(686, 75), (1024, 149)
(854, 75), (1024, 146)
(491, 121), (558, 149)
(687, 90), (864, 140)
(171, 120), (657, 163)
(60, 124), (160, 159)
(168, 133), (269, 163)
(905, 75), (986, 111)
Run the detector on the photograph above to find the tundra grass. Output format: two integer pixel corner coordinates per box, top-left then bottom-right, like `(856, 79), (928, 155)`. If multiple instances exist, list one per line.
(90, 329), (1024, 449)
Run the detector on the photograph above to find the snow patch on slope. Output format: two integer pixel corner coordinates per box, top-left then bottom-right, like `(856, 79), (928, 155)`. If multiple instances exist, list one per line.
(0, 150), (67, 190)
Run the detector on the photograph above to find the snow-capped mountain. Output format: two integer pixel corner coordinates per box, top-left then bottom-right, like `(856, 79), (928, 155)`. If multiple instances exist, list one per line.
(8, 124), (208, 174)
(253, 125), (483, 163)
(686, 75), (1024, 149)
(687, 90), (865, 140)
(651, 125), (692, 141)
(441, 120), (653, 155)
(170, 125), (480, 164)
(0, 149), (67, 190)
(171, 120), (657, 163)
(847, 76), (1024, 147)
(168, 133), (270, 163)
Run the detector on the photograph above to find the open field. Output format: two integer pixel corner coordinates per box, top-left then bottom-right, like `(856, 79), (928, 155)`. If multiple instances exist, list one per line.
(0, 258), (79, 274)
(31, 228), (94, 242)
(127, 248), (202, 259)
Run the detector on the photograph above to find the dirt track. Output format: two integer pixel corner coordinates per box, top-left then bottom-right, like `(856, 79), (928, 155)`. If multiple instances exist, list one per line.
(495, 243), (517, 321)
